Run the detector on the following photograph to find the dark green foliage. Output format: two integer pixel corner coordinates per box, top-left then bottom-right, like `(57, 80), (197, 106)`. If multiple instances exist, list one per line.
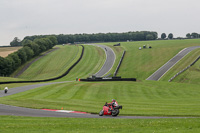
(0, 57), (13, 76)
(186, 33), (191, 38)
(191, 32), (199, 38)
(1, 36), (56, 76)
(161, 33), (166, 39)
(146, 34), (154, 40)
(22, 31), (158, 44)
(47, 36), (58, 46)
(23, 46), (34, 60)
(168, 33), (173, 39)
(17, 48), (27, 64)
(7, 52), (21, 69)
(23, 40), (40, 56)
(10, 37), (22, 46)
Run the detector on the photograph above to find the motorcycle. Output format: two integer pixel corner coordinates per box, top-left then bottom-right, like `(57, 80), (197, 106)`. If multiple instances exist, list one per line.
(99, 100), (122, 117)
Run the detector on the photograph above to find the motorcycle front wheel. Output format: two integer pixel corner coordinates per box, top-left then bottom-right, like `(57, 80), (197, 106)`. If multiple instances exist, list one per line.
(99, 110), (104, 116)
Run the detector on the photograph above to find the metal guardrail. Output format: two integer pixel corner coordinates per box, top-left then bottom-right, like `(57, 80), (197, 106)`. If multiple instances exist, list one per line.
(169, 56), (200, 82)
(114, 51), (126, 77)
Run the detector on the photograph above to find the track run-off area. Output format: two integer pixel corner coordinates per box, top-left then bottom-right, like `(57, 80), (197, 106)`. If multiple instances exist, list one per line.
(0, 44), (199, 119)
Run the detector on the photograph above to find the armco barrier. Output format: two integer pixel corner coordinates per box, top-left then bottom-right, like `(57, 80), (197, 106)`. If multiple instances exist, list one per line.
(0, 45), (84, 84)
(79, 78), (136, 82)
(114, 51), (126, 77)
(169, 56), (200, 82)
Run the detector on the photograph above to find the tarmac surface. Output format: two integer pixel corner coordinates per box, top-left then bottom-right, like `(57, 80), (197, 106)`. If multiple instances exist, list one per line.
(92, 44), (116, 77)
(0, 45), (199, 119)
(146, 46), (200, 81)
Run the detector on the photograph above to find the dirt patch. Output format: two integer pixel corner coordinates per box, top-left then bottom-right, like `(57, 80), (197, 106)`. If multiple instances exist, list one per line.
(0, 50), (18, 57)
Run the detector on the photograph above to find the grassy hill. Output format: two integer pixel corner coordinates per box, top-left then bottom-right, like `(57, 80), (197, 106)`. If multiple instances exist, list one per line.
(9, 44), (106, 81)
(16, 45), (80, 80)
(101, 39), (200, 81)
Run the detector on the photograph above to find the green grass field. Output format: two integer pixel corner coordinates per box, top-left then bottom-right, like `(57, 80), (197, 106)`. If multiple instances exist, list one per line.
(100, 39), (200, 80)
(1, 81), (200, 116)
(0, 116), (200, 133)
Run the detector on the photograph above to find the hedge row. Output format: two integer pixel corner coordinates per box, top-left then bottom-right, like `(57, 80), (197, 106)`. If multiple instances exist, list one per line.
(0, 36), (58, 76)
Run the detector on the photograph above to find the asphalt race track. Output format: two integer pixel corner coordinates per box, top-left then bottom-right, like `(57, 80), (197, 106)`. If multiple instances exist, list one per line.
(0, 45), (199, 119)
(93, 44), (116, 77)
(146, 46), (200, 81)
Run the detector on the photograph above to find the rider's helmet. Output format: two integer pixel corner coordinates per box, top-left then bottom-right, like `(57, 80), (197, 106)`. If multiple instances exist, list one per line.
(112, 99), (116, 102)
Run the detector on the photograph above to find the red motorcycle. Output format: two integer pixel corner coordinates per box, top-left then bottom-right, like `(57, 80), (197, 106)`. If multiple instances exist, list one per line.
(99, 99), (122, 117)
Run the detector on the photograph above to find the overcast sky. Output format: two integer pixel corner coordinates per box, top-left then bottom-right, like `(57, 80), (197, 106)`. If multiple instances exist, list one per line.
(0, 0), (200, 46)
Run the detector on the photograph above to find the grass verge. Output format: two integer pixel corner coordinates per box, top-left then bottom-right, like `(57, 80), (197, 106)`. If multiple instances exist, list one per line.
(0, 116), (200, 133)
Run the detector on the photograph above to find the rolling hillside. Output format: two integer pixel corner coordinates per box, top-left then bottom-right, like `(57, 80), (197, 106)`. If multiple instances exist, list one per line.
(101, 39), (200, 81)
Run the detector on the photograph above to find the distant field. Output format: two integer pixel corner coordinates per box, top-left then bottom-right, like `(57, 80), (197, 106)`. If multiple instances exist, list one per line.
(1, 116), (200, 133)
(161, 48), (200, 84)
(100, 39), (200, 80)
(0, 46), (22, 57)
(1, 81), (200, 116)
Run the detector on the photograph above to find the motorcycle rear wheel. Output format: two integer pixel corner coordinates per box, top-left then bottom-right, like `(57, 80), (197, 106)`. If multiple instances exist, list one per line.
(99, 110), (104, 116)
(112, 109), (119, 117)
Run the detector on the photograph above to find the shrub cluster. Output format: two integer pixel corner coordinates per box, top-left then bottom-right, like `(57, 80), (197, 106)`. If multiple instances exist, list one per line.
(0, 36), (58, 76)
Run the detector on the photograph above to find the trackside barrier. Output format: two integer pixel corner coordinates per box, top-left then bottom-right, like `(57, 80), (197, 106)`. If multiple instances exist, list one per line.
(79, 78), (136, 82)
(169, 56), (200, 82)
(0, 45), (85, 84)
(113, 51), (126, 77)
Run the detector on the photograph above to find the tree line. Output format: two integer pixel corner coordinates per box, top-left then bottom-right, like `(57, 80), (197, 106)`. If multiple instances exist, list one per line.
(21, 31), (158, 44)
(186, 33), (200, 39)
(160, 32), (200, 40)
(0, 36), (58, 76)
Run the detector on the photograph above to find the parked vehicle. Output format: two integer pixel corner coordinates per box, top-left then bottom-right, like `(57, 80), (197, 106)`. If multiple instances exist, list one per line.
(99, 99), (122, 117)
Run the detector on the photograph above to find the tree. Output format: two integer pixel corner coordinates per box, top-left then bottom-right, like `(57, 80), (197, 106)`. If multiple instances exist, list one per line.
(47, 36), (58, 46)
(7, 52), (21, 69)
(161, 33), (166, 39)
(191, 32), (198, 38)
(23, 41), (40, 56)
(146, 34), (154, 40)
(34, 38), (46, 52)
(168, 33), (173, 39)
(17, 48), (27, 64)
(23, 46), (34, 60)
(186, 33), (191, 38)
(10, 37), (22, 46)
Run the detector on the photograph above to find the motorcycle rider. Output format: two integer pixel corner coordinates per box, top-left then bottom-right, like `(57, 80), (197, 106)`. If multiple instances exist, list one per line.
(4, 87), (8, 93)
(106, 99), (117, 111)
